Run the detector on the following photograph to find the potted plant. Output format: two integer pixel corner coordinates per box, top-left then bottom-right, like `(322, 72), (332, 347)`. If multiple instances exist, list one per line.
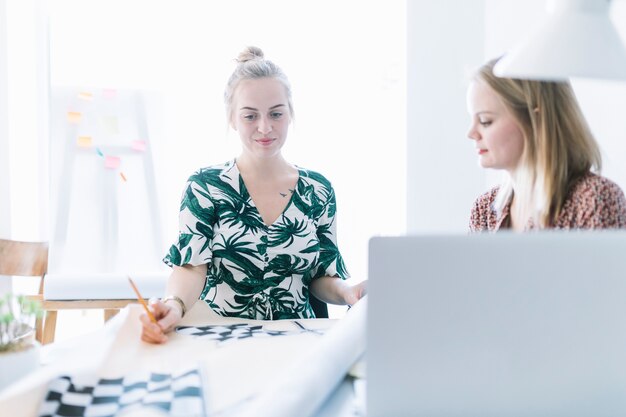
(0, 293), (42, 392)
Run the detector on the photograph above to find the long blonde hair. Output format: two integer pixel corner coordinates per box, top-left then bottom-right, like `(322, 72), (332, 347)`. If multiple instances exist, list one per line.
(476, 58), (602, 228)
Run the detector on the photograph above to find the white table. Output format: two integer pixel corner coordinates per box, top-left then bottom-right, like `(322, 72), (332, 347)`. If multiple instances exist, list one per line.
(0, 300), (367, 417)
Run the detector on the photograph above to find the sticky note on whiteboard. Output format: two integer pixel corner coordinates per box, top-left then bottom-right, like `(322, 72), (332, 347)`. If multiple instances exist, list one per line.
(131, 140), (146, 152)
(102, 89), (117, 99)
(104, 156), (121, 169)
(77, 136), (93, 147)
(78, 92), (93, 101)
(67, 111), (82, 124)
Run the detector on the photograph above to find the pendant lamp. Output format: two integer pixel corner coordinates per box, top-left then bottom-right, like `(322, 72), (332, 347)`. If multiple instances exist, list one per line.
(493, 0), (626, 81)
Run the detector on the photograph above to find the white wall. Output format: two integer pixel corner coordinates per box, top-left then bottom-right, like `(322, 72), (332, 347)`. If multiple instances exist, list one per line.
(573, 2), (626, 192)
(0, 0), (10, 239)
(407, 0), (487, 233)
(0, 0), (11, 295)
(5, 0), (47, 241)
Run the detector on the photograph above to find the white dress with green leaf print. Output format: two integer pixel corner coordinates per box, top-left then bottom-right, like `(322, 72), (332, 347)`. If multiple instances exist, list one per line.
(164, 159), (349, 320)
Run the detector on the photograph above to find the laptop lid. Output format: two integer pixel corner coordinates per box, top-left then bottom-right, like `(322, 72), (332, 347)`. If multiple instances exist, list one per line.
(367, 232), (626, 417)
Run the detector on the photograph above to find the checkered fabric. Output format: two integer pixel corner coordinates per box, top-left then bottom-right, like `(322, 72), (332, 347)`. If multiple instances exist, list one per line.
(38, 367), (205, 417)
(175, 323), (295, 344)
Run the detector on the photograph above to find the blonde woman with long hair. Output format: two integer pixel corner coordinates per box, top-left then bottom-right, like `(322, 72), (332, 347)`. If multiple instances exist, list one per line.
(466, 57), (626, 232)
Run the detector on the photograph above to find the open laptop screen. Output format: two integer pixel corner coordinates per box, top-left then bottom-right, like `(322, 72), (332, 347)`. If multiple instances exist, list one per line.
(367, 232), (626, 417)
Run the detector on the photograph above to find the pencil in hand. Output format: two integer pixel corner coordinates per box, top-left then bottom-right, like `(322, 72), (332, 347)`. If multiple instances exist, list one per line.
(127, 276), (157, 324)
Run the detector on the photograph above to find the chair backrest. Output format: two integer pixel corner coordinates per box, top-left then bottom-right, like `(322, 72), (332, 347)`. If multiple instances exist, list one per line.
(0, 239), (49, 277)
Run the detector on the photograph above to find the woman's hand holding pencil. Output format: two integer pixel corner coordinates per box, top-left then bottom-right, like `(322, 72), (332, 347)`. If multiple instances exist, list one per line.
(139, 300), (183, 344)
(128, 277), (157, 323)
(133, 265), (206, 344)
(129, 276), (183, 344)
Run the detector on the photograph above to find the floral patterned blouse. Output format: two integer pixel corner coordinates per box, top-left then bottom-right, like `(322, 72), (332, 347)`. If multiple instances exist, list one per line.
(470, 173), (626, 232)
(164, 160), (349, 320)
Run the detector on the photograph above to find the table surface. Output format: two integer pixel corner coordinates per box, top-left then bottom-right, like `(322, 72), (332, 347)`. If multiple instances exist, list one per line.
(1, 301), (366, 417)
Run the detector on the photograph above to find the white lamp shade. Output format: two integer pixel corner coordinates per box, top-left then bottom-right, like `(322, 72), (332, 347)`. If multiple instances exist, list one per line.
(494, 0), (626, 81)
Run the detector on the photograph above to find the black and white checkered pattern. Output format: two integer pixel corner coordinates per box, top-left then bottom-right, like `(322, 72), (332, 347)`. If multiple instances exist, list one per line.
(38, 367), (205, 417)
(175, 323), (295, 343)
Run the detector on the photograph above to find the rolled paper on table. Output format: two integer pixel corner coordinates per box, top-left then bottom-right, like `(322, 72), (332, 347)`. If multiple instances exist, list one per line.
(238, 296), (367, 417)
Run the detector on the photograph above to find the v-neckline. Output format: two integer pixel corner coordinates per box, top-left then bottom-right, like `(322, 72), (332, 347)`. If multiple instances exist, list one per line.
(233, 160), (300, 229)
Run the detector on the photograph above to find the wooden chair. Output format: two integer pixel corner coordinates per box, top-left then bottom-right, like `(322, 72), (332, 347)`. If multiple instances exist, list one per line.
(0, 239), (140, 344)
(40, 297), (137, 345)
(0, 238), (49, 343)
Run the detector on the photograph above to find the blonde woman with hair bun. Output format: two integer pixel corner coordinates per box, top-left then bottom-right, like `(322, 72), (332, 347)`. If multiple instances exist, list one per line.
(140, 47), (366, 343)
(466, 57), (626, 232)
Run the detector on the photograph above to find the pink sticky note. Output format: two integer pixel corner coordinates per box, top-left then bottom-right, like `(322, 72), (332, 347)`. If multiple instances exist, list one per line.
(104, 156), (121, 169)
(131, 140), (146, 152)
(102, 89), (117, 99)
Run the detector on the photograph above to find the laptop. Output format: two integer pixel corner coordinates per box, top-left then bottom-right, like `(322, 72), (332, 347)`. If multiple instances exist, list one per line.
(367, 232), (626, 417)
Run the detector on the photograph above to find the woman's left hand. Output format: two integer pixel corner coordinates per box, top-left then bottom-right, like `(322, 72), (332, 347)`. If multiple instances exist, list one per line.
(344, 280), (368, 306)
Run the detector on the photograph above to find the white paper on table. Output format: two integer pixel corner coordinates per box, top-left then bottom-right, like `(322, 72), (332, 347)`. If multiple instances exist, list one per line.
(0, 308), (128, 417)
(43, 271), (168, 300)
(0, 300), (359, 417)
(235, 296), (368, 417)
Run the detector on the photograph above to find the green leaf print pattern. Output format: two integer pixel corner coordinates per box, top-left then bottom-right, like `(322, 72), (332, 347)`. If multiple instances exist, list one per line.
(164, 160), (349, 319)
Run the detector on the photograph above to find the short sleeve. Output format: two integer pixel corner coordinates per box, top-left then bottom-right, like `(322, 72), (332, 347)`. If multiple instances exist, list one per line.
(306, 184), (350, 284)
(469, 195), (485, 233)
(163, 171), (217, 267)
(469, 187), (499, 233)
(591, 178), (626, 228)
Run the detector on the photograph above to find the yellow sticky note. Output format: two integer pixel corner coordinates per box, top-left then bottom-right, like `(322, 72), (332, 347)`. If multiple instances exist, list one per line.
(104, 156), (121, 169)
(100, 116), (119, 135)
(77, 136), (92, 147)
(67, 111), (82, 124)
(78, 92), (93, 101)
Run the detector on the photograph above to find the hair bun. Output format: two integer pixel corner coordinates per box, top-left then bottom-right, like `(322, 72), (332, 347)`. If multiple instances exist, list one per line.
(236, 46), (264, 63)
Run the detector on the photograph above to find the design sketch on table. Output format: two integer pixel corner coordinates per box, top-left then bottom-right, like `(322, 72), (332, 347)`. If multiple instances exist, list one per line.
(292, 320), (325, 336)
(38, 367), (206, 417)
(175, 322), (326, 345)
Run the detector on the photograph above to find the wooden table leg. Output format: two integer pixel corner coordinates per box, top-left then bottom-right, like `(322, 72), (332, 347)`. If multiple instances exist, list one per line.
(104, 309), (120, 322)
(43, 310), (58, 345)
(35, 316), (43, 343)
